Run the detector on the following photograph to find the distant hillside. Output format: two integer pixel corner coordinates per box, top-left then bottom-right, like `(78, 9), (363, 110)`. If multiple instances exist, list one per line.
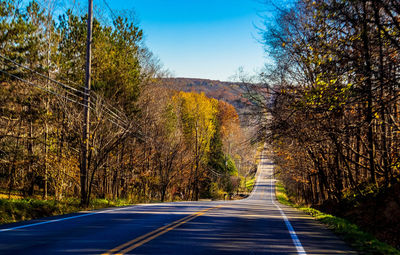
(158, 78), (253, 113)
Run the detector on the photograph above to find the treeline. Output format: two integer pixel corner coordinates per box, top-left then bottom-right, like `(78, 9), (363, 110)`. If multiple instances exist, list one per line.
(254, 0), (400, 245)
(0, 0), (256, 204)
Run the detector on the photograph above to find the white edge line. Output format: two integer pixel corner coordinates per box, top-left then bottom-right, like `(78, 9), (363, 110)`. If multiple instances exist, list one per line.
(0, 205), (130, 232)
(269, 160), (307, 255)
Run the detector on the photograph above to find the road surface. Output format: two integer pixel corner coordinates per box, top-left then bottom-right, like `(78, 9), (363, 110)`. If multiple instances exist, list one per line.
(0, 153), (355, 254)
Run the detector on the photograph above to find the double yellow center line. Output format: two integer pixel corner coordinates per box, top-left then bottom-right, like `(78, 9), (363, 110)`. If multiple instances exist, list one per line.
(102, 205), (222, 255)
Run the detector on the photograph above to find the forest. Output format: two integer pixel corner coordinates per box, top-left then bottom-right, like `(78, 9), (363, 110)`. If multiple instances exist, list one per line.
(0, 0), (258, 207)
(251, 0), (400, 247)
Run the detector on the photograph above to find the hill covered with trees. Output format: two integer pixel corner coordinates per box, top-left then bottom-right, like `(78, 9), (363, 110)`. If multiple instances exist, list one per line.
(158, 78), (253, 116)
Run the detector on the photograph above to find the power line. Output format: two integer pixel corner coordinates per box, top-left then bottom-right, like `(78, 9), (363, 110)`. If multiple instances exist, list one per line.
(1, 55), (129, 126)
(0, 69), (130, 130)
(208, 167), (222, 177)
(1, 52), (91, 93)
(38, 74), (129, 124)
(89, 96), (129, 126)
(0, 54), (89, 96)
(0, 69), (89, 109)
(1, 60), (87, 103)
(0, 51), (130, 124)
(90, 91), (127, 122)
(102, 0), (118, 21)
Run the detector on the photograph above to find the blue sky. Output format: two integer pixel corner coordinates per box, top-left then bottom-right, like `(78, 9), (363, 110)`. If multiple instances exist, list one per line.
(100, 0), (271, 81)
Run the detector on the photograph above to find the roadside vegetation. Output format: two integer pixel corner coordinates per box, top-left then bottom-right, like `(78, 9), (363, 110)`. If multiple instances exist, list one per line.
(244, 177), (255, 193)
(0, 197), (132, 225)
(275, 182), (400, 255)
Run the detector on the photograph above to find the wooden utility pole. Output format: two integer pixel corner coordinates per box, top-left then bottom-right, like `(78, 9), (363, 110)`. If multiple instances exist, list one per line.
(81, 0), (93, 206)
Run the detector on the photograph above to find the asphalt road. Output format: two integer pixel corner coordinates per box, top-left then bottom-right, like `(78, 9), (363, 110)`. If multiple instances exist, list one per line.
(0, 154), (355, 254)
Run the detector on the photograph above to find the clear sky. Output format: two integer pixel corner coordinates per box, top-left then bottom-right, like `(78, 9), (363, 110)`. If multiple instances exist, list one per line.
(102, 0), (269, 81)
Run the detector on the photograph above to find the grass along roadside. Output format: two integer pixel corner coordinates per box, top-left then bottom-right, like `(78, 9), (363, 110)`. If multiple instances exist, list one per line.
(245, 177), (255, 192)
(0, 198), (132, 225)
(275, 182), (400, 255)
(0, 180), (255, 226)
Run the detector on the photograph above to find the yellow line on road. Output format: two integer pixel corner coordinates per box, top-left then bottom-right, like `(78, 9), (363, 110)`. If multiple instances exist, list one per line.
(102, 205), (222, 255)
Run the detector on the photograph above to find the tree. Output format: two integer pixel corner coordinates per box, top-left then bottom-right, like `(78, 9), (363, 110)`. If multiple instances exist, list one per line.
(173, 91), (218, 200)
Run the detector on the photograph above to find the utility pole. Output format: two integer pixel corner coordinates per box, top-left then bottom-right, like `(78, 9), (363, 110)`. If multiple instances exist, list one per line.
(81, 0), (93, 206)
